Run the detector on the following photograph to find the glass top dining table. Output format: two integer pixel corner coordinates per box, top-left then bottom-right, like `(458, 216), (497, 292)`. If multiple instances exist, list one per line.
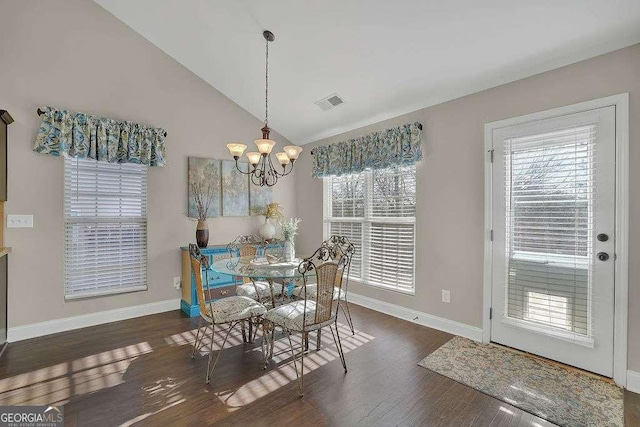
(210, 256), (314, 307)
(209, 256), (314, 281)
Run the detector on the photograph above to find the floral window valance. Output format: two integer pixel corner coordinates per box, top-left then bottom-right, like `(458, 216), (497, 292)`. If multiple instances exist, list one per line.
(311, 122), (422, 178)
(34, 106), (167, 167)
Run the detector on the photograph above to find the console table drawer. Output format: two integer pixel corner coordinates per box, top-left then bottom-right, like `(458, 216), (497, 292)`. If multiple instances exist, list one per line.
(206, 271), (234, 287)
(205, 284), (236, 300)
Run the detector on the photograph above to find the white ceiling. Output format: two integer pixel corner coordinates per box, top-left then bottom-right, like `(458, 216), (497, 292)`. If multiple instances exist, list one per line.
(95, 0), (640, 144)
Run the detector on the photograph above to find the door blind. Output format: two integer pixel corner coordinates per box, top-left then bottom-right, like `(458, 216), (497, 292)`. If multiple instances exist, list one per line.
(64, 157), (148, 300)
(503, 125), (595, 340)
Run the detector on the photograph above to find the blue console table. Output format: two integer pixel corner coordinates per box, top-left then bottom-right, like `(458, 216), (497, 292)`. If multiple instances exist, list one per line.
(179, 242), (284, 317)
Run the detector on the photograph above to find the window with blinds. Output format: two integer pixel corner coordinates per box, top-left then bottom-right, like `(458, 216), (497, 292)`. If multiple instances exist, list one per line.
(324, 166), (416, 293)
(64, 157), (148, 300)
(503, 125), (595, 340)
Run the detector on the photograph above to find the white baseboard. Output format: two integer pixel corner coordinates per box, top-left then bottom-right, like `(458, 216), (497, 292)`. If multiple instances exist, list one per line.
(7, 298), (181, 342)
(627, 370), (640, 394)
(347, 292), (483, 342)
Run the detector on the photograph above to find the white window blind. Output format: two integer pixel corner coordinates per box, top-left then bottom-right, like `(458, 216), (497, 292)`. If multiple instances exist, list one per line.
(324, 166), (416, 293)
(503, 125), (595, 340)
(64, 157), (148, 300)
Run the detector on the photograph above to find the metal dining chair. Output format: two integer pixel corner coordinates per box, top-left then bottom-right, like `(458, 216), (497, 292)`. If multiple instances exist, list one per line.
(227, 235), (286, 306)
(290, 235), (356, 337)
(262, 243), (350, 396)
(188, 244), (267, 384)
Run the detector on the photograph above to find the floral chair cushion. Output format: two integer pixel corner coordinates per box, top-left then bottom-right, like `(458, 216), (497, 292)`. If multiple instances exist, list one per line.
(291, 284), (345, 301)
(264, 300), (335, 332)
(236, 281), (285, 300)
(204, 295), (266, 324)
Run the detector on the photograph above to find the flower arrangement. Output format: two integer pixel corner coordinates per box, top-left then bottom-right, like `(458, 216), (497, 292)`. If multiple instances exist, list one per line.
(188, 168), (216, 221)
(251, 202), (283, 220)
(280, 217), (301, 242)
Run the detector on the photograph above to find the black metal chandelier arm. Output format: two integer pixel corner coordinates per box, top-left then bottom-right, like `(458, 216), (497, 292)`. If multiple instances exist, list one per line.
(250, 156), (267, 183)
(234, 158), (253, 175)
(254, 166), (276, 187)
(265, 153), (280, 177)
(266, 154), (294, 178)
(264, 159), (277, 186)
(278, 161), (295, 177)
(261, 154), (273, 180)
(250, 172), (263, 186)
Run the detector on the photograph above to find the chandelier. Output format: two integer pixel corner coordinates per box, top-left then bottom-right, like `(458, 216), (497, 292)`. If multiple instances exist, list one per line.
(226, 30), (302, 187)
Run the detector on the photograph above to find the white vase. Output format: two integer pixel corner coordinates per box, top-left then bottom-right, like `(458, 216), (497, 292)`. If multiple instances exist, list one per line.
(259, 217), (276, 240)
(283, 240), (295, 262)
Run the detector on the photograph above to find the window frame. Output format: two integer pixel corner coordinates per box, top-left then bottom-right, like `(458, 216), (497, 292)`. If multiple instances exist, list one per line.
(63, 156), (149, 300)
(323, 165), (417, 295)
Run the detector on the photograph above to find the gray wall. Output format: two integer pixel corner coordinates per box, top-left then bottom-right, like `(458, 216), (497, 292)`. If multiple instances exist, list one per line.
(0, 0), (296, 327)
(295, 43), (640, 371)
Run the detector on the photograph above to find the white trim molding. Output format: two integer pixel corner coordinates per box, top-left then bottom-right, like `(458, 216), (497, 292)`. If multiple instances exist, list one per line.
(348, 292), (483, 342)
(483, 93), (630, 387)
(627, 371), (640, 394)
(8, 298), (180, 342)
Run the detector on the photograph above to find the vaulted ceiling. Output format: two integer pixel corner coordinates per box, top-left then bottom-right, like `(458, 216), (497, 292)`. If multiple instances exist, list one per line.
(95, 0), (640, 144)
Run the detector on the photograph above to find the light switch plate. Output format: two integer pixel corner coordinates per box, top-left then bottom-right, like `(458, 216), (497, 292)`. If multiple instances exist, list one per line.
(7, 214), (34, 228)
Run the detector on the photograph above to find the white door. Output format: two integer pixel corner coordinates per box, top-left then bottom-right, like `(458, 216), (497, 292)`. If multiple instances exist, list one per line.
(490, 106), (615, 376)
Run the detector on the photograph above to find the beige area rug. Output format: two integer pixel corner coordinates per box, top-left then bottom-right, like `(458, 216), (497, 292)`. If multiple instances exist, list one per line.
(418, 336), (623, 427)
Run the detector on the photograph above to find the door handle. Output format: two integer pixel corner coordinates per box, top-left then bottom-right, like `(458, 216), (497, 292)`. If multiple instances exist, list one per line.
(597, 252), (609, 261)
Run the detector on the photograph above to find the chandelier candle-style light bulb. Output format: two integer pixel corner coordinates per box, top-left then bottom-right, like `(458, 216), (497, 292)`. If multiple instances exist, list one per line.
(227, 143), (247, 159)
(283, 145), (303, 161)
(275, 152), (290, 165)
(225, 30), (301, 186)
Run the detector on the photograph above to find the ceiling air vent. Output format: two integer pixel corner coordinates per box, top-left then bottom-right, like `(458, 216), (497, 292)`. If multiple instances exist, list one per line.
(315, 93), (345, 111)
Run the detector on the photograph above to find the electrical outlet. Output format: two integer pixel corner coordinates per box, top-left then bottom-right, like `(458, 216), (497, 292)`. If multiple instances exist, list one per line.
(442, 290), (451, 303)
(173, 277), (181, 290)
(7, 214), (34, 228)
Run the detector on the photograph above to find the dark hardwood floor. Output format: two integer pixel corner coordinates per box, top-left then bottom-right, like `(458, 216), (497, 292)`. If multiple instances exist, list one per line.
(0, 304), (638, 426)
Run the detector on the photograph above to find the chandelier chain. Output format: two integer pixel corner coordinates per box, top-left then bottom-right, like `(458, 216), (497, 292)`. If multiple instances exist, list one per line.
(265, 36), (269, 127)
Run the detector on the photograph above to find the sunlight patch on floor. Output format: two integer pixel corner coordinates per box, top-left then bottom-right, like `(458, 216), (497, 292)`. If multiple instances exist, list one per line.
(0, 342), (153, 406)
(216, 323), (374, 408)
(509, 384), (554, 404)
(499, 406), (515, 415)
(119, 377), (189, 426)
(165, 326), (247, 353)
